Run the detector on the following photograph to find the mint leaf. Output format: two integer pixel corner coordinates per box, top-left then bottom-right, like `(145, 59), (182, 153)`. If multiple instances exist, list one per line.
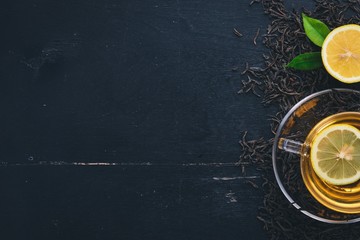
(286, 52), (323, 70)
(302, 13), (330, 47)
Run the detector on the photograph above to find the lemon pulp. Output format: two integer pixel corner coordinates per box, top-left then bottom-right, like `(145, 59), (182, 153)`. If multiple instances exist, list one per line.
(310, 123), (360, 185)
(322, 24), (360, 83)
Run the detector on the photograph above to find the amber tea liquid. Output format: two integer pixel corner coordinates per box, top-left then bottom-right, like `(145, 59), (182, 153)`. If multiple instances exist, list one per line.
(301, 112), (360, 214)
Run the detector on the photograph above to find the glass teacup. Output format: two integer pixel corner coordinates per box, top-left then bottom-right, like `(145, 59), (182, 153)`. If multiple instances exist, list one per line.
(273, 88), (360, 224)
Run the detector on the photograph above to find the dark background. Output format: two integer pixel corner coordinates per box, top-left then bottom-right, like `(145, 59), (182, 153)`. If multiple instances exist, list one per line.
(0, 0), (315, 239)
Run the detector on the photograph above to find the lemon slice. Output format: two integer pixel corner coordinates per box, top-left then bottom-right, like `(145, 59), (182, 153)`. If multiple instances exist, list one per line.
(322, 24), (360, 83)
(310, 123), (360, 185)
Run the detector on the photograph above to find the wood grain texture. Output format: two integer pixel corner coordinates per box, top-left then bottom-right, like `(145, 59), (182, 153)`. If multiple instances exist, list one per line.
(0, 166), (264, 239)
(0, 0), (275, 239)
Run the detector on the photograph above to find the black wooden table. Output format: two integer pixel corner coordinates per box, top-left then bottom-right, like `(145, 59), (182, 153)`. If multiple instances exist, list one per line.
(0, 1), (318, 239)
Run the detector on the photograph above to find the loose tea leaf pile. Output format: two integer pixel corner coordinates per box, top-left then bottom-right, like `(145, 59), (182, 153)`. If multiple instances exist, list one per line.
(239, 0), (360, 239)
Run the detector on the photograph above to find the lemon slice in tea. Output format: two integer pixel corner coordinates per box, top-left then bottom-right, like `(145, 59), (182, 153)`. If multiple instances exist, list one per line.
(322, 24), (360, 83)
(310, 123), (360, 185)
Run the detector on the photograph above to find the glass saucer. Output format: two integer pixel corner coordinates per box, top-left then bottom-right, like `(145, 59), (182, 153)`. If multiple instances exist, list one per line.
(272, 88), (360, 224)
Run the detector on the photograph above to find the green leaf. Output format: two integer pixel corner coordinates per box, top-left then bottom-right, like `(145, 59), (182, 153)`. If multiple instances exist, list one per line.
(302, 13), (330, 47)
(286, 52), (323, 70)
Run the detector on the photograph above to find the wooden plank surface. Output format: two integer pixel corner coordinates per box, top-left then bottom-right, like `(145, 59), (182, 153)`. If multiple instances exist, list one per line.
(0, 0), (289, 239)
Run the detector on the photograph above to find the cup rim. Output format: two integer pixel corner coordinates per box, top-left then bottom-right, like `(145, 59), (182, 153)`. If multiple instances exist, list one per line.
(272, 88), (360, 224)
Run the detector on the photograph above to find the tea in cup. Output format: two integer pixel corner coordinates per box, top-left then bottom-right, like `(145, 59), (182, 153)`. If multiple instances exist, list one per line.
(273, 89), (360, 223)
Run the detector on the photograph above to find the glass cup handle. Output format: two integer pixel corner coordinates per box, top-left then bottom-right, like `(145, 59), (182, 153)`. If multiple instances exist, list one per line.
(278, 138), (304, 155)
